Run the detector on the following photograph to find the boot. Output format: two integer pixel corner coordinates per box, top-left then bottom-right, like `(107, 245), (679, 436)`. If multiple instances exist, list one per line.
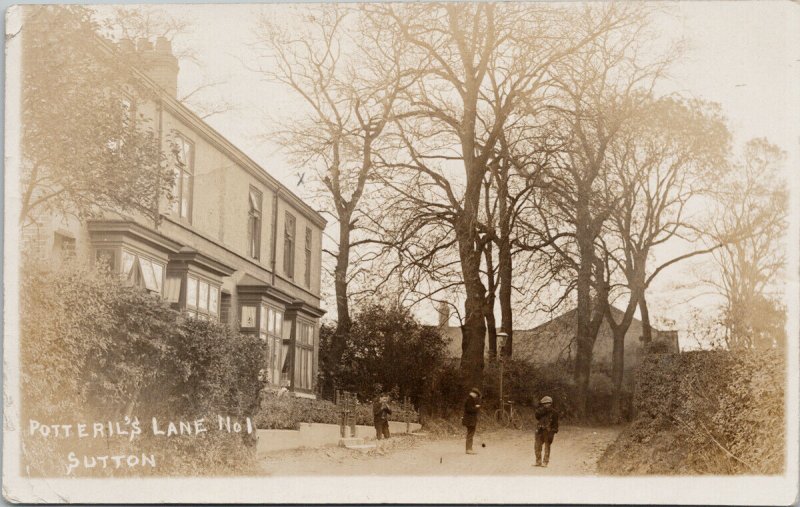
(543, 445), (550, 467)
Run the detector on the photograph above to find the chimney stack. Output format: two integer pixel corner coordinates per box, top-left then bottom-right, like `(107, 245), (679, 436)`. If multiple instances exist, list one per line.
(438, 301), (450, 329)
(120, 36), (179, 98)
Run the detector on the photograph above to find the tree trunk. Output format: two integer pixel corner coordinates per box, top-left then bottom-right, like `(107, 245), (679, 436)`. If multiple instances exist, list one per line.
(497, 242), (512, 357)
(496, 158), (513, 357)
(639, 292), (652, 344)
(485, 297), (497, 360)
(573, 222), (595, 416)
(461, 281), (487, 391)
(484, 242), (498, 359)
(610, 327), (625, 423)
(321, 213), (352, 399)
(334, 213), (353, 334)
(457, 188), (487, 391)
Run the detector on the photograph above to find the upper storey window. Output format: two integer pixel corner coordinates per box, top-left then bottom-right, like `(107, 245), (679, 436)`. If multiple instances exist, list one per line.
(248, 187), (262, 261)
(284, 212), (296, 279)
(170, 133), (194, 222)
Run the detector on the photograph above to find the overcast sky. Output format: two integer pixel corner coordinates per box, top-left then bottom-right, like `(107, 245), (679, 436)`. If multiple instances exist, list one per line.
(99, 2), (800, 344)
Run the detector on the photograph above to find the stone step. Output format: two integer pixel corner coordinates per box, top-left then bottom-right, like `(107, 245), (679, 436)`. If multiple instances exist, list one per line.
(345, 443), (377, 451)
(338, 437), (365, 447)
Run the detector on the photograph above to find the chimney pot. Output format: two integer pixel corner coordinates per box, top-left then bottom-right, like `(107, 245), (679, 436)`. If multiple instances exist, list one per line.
(155, 36), (172, 53)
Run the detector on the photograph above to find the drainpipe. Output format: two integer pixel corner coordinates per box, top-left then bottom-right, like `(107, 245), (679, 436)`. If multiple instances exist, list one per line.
(270, 188), (280, 285)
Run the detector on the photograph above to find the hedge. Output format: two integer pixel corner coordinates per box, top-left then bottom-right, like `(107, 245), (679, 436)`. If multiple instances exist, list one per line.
(598, 349), (785, 475)
(20, 260), (266, 476)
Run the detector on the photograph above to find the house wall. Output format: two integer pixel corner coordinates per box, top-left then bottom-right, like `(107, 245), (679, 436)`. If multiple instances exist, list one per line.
(157, 105), (323, 300)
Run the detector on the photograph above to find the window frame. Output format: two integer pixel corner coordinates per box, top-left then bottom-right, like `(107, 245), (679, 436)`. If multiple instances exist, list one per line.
(260, 304), (286, 386)
(248, 187), (263, 261)
(283, 211), (296, 279)
(294, 320), (315, 391)
(54, 232), (76, 260)
(119, 247), (166, 296)
(185, 274), (220, 320)
(171, 133), (195, 223)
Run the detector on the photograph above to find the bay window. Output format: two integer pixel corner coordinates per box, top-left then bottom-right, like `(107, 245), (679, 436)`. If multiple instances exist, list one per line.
(261, 305), (285, 386)
(121, 248), (165, 295)
(186, 275), (220, 320)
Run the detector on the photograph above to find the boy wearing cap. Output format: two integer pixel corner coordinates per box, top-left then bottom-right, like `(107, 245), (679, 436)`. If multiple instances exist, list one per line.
(373, 394), (392, 440)
(534, 395), (559, 467)
(462, 387), (482, 454)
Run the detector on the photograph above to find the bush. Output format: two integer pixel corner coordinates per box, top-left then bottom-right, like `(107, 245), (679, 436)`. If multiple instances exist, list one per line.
(254, 390), (418, 430)
(20, 260), (266, 475)
(598, 349), (785, 475)
(318, 304), (447, 407)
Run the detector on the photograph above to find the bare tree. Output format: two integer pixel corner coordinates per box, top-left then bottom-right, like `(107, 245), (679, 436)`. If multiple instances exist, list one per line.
(253, 6), (416, 397)
(367, 2), (645, 390)
(709, 139), (788, 350)
(600, 95), (730, 420)
(532, 6), (673, 414)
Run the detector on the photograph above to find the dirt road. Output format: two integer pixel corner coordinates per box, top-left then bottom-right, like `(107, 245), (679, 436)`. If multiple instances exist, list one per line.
(259, 425), (620, 476)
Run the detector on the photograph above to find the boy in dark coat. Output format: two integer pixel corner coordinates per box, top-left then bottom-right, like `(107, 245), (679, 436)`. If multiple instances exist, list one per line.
(534, 395), (559, 467)
(462, 387), (482, 454)
(373, 394), (392, 440)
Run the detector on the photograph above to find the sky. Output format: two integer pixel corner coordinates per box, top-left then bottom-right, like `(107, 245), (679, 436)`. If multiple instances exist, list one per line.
(97, 2), (800, 346)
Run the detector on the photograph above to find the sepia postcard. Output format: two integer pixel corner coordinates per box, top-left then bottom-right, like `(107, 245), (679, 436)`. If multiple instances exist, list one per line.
(3, 2), (799, 504)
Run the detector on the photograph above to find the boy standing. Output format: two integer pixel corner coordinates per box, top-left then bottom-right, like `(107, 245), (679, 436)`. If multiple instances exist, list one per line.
(462, 387), (482, 454)
(534, 395), (559, 467)
(373, 394), (392, 440)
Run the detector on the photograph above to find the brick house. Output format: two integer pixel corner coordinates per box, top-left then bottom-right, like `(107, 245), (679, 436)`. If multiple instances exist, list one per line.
(21, 36), (326, 397)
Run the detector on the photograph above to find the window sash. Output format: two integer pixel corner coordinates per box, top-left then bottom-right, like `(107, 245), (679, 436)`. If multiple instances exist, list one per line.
(284, 212), (296, 278)
(187, 275), (220, 319)
(187, 277), (198, 308)
(172, 134), (194, 221)
(209, 286), (219, 315)
(293, 322), (315, 390)
(121, 249), (164, 295)
(248, 188), (262, 260)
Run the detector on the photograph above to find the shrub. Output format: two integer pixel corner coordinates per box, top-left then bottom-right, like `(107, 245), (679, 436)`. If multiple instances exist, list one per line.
(598, 349), (785, 475)
(318, 304), (447, 407)
(20, 260), (266, 475)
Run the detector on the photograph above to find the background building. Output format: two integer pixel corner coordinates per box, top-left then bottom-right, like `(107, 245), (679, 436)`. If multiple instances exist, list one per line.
(438, 304), (679, 373)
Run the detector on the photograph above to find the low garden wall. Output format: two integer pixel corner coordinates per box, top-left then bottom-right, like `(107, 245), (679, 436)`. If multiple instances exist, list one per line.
(256, 421), (422, 456)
